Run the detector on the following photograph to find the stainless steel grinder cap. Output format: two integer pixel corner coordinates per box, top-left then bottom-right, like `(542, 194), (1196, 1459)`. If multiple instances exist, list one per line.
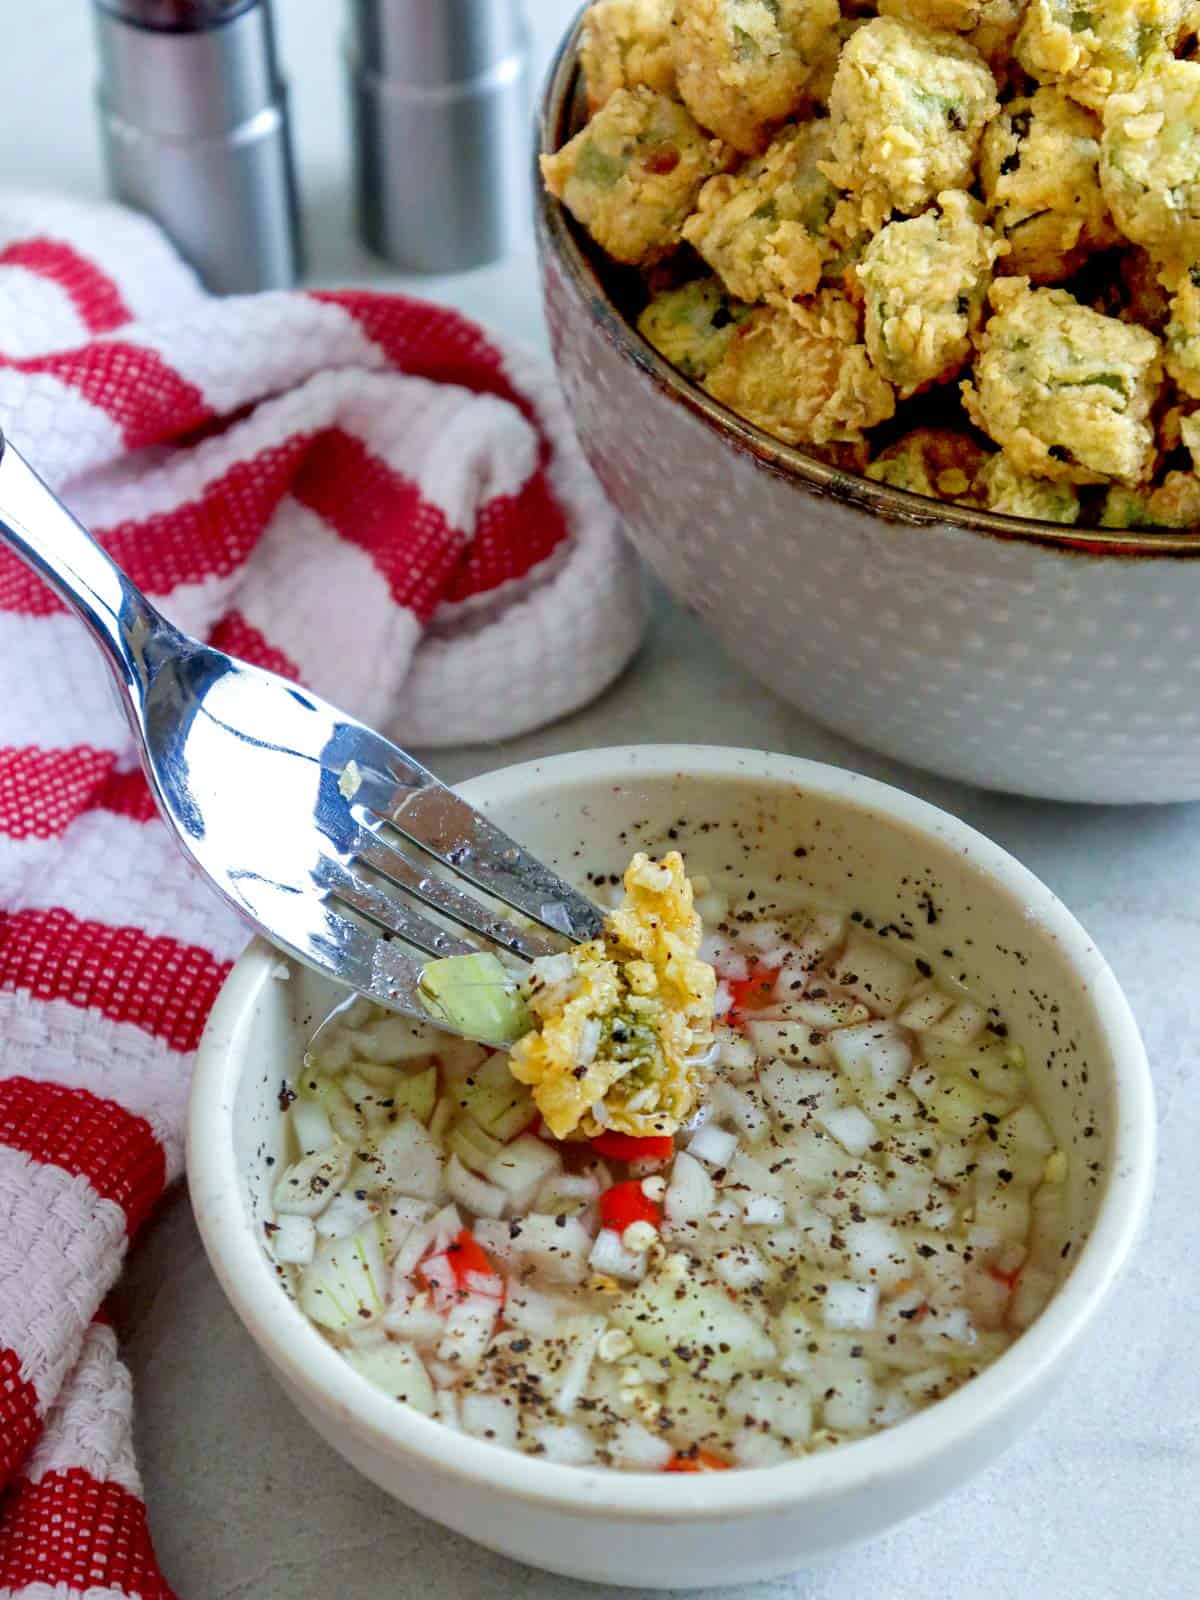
(93, 0), (302, 294)
(347, 0), (532, 273)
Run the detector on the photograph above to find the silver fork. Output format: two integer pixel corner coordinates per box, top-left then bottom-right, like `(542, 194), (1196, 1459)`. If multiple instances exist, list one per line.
(0, 429), (605, 1041)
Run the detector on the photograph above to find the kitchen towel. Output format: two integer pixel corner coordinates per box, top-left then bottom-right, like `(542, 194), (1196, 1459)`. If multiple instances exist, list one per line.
(0, 191), (644, 1599)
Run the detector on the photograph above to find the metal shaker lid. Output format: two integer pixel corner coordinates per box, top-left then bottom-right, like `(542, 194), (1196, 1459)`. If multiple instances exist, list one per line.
(96, 0), (259, 30)
(347, 0), (531, 274)
(348, 0), (526, 86)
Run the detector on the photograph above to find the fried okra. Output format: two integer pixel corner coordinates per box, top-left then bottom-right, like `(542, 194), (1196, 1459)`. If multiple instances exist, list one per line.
(671, 0), (840, 154)
(1101, 472), (1200, 524)
(1101, 59), (1200, 264)
(967, 0), (1027, 84)
(975, 452), (1083, 518)
(704, 291), (895, 445)
(962, 277), (1162, 482)
(806, 17), (869, 108)
(981, 88), (1118, 281)
(823, 18), (999, 230)
(865, 427), (987, 498)
(540, 87), (725, 265)
(637, 275), (753, 377)
(878, 0), (983, 34)
(1015, 0), (1182, 113)
(682, 122), (840, 303)
(581, 0), (677, 111)
(1165, 270), (1200, 398)
(857, 191), (1003, 394)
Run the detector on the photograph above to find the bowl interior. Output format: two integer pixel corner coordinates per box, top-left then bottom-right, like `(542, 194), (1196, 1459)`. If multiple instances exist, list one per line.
(199, 748), (1151, 1519)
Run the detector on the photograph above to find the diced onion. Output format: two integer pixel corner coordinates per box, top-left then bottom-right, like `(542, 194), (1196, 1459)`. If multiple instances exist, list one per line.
(316, 1191), (380, 1239)
(485, 1134), (562, 1212)
(608, 1420), (673, 1469)
(589, 1227), (648, 1283)
(663, 1151), (714, 1226)
(727, 1376), (813, 1444)
(273, 1145), (350, 1218)
(687, 1123), (738, 1168)
(461, 1392), (519, 1449)
(535, 1422), (597, 1465)
(828, 1023), (912, 1091)
(510, 1214), (592, 1285)
(821, 1280), (880, 1331)
(437, 1296), (500, 1372)
(291, 1098), (335, 1157)
(555, 1317), (606, 1415)
(818, 1105), (877, 1156)
(821, 1371), (878, 1431)
(342, 1340), (435, 1414)
(742, 1192), (788, 1227)
(714, 1242), (770, 1290)
(446, 1154), (509, 1219)
(270, 1213), (316, 1265)
(504, 1284), (575, 1338)
(733, 1428), (792, 1467)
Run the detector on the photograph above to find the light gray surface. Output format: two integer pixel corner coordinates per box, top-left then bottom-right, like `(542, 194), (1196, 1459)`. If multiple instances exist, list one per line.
(5, 4), (1197, 1597)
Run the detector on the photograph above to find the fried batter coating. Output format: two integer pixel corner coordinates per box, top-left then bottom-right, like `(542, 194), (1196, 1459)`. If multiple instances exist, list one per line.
(682, 121), (840, 303)
(823, 17), (999, 231)
(540, 86), (726, 264)
(1016, 0), (1182, 113)
(581, 0), (677, 110)
(510, 853), (716, 1141)
(981, 88), (1119, 282)
(857, 190), (1004, 395)
(975, 452), (1083, 518)
(962, 277), (1162, 482)
(968, 0), (1028, 85)
(1165, 270), (1200, 399)
(671, 0), (840, 154)
(1100, 472), (1200, 524)
(865, 427), (987, 498)
(704, 290), (895, 445)
(637, 275), (753, 377)
(806, 17), (869, 108)
(879, 0), (982, 33)
(1101, 59), (1200, 265)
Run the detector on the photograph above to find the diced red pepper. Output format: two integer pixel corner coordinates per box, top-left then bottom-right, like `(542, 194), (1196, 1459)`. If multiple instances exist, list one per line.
(643, 146), (681, 175)
(665, 1448), (731, 1473)
(599, 1180), (662, 1233)
(591, 1130), (674, 1162)
(727, 966), (781, 1020)
(419, 1229), (504, 1309)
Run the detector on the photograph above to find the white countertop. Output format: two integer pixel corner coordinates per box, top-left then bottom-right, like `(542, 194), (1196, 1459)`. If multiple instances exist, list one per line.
(4, 4), (1196, 1597)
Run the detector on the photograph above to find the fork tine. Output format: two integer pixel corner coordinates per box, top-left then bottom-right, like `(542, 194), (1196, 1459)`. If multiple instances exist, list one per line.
(318, 860), (479, 959)
(352, 827), (563, 962)
(349, 750), (606, 943)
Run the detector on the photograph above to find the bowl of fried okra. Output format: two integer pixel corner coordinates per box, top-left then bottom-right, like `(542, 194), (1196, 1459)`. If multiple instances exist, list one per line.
(534, 0), (1200, 803)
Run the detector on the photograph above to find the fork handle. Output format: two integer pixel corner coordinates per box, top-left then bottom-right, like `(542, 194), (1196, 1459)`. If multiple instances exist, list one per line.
(0, 428), (174, 695)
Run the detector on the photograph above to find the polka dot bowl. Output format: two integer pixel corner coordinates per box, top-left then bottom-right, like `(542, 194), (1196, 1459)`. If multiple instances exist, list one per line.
(535, 17), (1200, 805)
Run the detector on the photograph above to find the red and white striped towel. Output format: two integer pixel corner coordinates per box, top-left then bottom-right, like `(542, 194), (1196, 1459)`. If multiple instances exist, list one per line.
(0, 193), (644, 1599)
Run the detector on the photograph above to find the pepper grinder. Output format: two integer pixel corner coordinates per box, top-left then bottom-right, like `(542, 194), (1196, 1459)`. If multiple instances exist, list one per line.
(93, 0), (302, 293)
(347, 0), (531, 273)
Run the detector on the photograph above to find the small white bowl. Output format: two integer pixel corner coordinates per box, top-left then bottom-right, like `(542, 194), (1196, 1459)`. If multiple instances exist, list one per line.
(188, 747), (1154, 1588)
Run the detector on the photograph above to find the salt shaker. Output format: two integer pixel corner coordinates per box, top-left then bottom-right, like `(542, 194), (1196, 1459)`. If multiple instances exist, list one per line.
(347, 0), (532, 273)
(93, 0), (302, 293)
